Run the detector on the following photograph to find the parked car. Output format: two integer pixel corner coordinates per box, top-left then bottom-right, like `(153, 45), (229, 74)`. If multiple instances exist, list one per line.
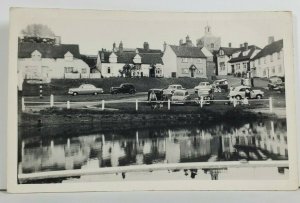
(171, 90), (190, 105)
(213, 79), (229, 92)
(162, 84), (185, 100)
(110, 83), (136, 94)
(228, 85), (264, 100)
(68, 84), (104, 96)
(197, 88), (214, 101)
(268, 76), (284, 90)
(148, 88), (164, 101)
(194, 82), (212, 93)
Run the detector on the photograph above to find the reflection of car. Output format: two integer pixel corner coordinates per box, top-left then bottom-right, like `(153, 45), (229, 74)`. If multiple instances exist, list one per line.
(171, 90), (190, 104)
(213, 79), (229, 91)
(68, 84), (104, 96)
(162, 84), (185, 99)
(148, 89), (164, 101)
(268, 76), (283, 90)
(194, 82), (212, 93)
(228, 85), (264, 100)
(110, 83), (136, 94)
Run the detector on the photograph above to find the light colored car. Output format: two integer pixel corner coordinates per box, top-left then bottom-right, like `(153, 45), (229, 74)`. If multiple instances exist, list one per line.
(228, 85), (264, 100)
(163, 84), (185, 98)
(194, 82), (212, 93)
(68, 84), (104, 96)
(171, 89), (189, 104)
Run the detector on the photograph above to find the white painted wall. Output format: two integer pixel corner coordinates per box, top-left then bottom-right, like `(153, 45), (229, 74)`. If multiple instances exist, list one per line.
(162, 45), (177, 77)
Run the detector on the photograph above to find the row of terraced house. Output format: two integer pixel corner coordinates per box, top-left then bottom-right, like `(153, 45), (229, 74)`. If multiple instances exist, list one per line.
(17, 25), (285, 90)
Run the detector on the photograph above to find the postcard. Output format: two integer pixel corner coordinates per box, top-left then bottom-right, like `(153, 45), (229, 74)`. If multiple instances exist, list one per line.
(7, 8), (298, 192)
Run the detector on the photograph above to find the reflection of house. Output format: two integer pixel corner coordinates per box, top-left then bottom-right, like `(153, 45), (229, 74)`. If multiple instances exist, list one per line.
(18, 37), (90, 90)
(96, 42), (164, 78)
(216, 43), (241, 75)
(228, 43), (261, 76)
(250, 37), (284, 78)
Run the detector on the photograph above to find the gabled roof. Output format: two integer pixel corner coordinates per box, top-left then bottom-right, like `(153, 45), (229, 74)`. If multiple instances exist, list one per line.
(169, 45), (206, 58)
(251, 40), (283, 61)
(18, 42), (81, 59)
(228, 45), (261, 63)
(81, 55), (97, 68)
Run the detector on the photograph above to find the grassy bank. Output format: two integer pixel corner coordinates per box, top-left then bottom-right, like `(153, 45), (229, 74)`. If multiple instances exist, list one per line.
(22, 77), (210, 96)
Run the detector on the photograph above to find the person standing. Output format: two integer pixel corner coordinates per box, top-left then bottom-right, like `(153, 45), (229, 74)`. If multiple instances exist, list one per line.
(149, 90), (157, 109)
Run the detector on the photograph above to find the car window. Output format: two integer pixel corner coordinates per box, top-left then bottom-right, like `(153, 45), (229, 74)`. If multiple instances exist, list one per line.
(239, 88), (245, 92)
(185, 92), (189, 96)
(174, 92), (184, 96)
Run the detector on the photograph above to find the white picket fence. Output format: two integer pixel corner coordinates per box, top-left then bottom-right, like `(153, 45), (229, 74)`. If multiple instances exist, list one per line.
(22, 94), (274, 113)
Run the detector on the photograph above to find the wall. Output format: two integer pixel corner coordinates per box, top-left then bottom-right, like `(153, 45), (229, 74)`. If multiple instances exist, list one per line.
(217, 55), (231, 76)
(162, 45), (177, 78)
(176, 57), (207, 78)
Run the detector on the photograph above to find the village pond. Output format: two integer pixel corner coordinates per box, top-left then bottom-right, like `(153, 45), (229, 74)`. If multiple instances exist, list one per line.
(17, 117), (289, 183)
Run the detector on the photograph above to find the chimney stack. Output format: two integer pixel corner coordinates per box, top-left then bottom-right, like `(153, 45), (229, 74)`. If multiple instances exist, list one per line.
(228, 42), (232, 48)
(244, 42), (248, 50)
(54, 36), (61, 45)
(179, 39), (183, 46)
(113, 42), (116, 51)
(268, 36), (275, 44)
(143, 42), (149, 50)
(119, 41), (123, 52)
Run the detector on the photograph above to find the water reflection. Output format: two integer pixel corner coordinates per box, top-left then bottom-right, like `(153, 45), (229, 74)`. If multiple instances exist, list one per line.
(19, 119), (288, 174)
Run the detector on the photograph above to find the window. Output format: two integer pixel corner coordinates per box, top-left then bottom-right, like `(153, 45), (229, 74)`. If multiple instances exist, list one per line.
(182, 58), (188, 63)
(277, 52), (281, 59)
(263, 69), (267, 76)
(171, 72), (176, 78)
(219, 50), (224, 56)
(107, 67), (111, 74)
(258, 58), (261, 65)
(243, 62), (247, 70)
(236, 64), (240, 70)
(270, 54), (273, 62)
(64, 67), (74, 73)
(82, 68), (87, 74)
(220, 62), (225, 71)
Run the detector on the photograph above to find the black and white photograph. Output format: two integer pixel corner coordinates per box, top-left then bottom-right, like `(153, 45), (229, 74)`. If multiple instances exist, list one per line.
(7, 8), (298, 192)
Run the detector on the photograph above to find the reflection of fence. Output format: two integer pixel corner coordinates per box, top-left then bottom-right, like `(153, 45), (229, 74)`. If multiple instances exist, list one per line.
(18, 160), (288, 183)
(22, 94), (275, 113)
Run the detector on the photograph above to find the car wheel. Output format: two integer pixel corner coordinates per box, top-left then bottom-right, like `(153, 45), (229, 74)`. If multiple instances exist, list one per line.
(256, 94), (262, 99)
(73, 92), (78, 96)
(235, 95), (242, 100)
(94, 92), (98, 95)
(129, 90), (135, 94)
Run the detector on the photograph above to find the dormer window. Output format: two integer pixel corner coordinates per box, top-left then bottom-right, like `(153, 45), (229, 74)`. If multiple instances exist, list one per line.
(31, 50), (42, 61)
(242, 50), (250, 56)
(64, 51), (74, 61)
(133, 54), (141, 64)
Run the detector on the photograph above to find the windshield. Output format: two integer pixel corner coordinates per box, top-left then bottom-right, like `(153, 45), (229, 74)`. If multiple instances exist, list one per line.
(173, 92), (185, 96)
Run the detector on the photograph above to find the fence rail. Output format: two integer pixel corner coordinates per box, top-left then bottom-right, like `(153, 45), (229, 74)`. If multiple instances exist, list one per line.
(22, 94), (275, 112)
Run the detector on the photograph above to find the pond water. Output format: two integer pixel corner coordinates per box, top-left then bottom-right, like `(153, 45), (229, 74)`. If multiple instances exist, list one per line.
(18, 118), (288, 175)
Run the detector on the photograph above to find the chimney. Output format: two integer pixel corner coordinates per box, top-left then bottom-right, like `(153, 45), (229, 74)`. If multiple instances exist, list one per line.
(228, 42), (232, 48)
(101, 52), (105, 61)
(240, 44), (243, 48)
(143, 42), (149, 50)
(244, 42), (248, 50)
(179, 39), (183, 46)
(186, 35), (190, 42)
(163, 41), (167, 52)
(268, 36), (275, 44)
(113, 42), (116, 51)
(54, 36), (61, 45)
(119, 41), (123, 52)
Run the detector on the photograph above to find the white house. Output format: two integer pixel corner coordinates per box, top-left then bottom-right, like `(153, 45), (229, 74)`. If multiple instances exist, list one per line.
(250, 38), (284, 78)
(228, 43), (261, 77)
(162, 44), (207, 78)
(216, 44), (241, 76)
(96, 42), (164, 78)
(18, 40), (90, 90)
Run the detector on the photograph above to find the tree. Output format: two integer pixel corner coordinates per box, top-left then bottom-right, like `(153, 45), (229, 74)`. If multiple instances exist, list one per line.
(21, 24), (55, 38)
(119, 64), (135, 78)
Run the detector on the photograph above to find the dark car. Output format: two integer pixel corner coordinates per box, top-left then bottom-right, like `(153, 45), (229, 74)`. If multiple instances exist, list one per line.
(213, 79), (229, 92)
(110, 83), (136, 94)
(268, 76), (284, 90)
(148, 88), (164, 101)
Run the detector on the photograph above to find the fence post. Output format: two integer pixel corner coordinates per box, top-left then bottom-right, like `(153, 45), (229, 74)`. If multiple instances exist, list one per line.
(67, 101), (70, 109)
(21, 97), (25, 112)
(102, 100), (105, 110)
(136, 99), (138, 111)
(168, 99), (171, 110)
(50, 94), (54, 107)
(269, 97), (273, 113)
(200, 96), (203, 108)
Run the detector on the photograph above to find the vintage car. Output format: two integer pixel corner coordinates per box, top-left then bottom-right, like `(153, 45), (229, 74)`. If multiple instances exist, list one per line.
(213, 79), (229, 92)
(110, 83), (136, 94)
(228, 85), (264, 100)
(171, 90), (190, 105)
(162, 84), (186, 100)
(68, 84), (104, 96)
(268, 76), (285, 92)
(194, 82), (213, 93)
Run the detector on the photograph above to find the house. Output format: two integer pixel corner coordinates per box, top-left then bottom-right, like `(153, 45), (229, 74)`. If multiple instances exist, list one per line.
(196, 25), (221, 53)
(162, 43), (207, 78)
(216, 43), (241, 76)
(96, 42), (164, 78)
(228, 43), (261, 77)
(18, 37), (90, 90)
(250, 37), (284, 78)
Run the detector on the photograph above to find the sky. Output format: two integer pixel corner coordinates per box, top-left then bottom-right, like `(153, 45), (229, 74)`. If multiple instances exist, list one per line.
(15, 9), (291, 55)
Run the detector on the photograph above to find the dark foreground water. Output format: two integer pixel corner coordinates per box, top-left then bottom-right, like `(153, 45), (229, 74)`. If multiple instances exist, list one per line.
(18, 118), (288, 175)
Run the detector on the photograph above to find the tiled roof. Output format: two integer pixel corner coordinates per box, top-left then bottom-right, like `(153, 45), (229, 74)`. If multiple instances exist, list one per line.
(137, 48), (162, 54)
(18, 42), (81, 59)
(219, 47), (241, 56)
(251, 40), (283, 61)
(140, 53), (163, 64)
(81, 55), (97, 68)
(170, 45), (206, 58)
(228, 45), (261, 63)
